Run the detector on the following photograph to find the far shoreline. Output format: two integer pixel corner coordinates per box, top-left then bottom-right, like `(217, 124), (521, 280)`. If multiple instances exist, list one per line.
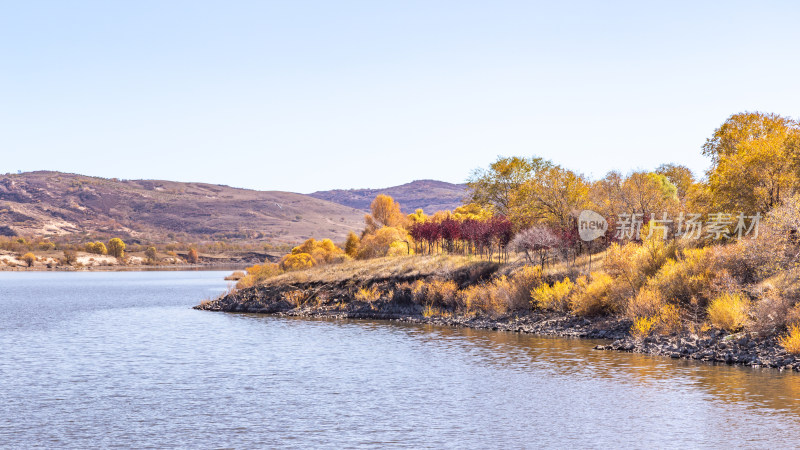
(0, 263), (248, 273)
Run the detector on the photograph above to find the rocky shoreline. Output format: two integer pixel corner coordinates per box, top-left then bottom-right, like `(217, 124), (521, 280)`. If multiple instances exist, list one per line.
(197, 281), (800, 373)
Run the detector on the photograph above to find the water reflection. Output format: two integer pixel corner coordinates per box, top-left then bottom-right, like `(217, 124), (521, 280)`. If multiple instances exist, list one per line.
(271, 316), (800, 416)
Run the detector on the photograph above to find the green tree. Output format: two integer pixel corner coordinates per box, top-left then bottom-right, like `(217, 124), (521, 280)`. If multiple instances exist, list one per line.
(107, 238), (126, 259)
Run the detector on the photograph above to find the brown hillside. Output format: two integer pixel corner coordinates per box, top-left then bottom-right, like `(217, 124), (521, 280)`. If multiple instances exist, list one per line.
(0, 171), (365, 244)
(310, 179), (467, 213)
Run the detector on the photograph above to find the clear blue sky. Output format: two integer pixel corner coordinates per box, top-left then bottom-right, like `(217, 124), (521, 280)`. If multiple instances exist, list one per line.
(2, 1), (799, 193)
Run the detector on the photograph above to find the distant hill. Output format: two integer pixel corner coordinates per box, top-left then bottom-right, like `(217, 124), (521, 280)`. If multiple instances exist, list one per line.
(0, 171), (366, 244)
(310, 180), (467, 214)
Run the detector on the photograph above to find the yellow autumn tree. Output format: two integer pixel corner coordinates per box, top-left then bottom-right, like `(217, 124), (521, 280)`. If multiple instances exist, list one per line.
(509, 165), (590, 230)
(107, 238), (126, 259)
(85, 241), (107, 255)
(356, 227), (413, 259)
(364, 195), (407, 233)
(21, 252), (36, 267)
(452, 203), (493, 221)
(407, 208), (428, 224)
(704, 112), (800, 213)
(344, 232), (360, 258)
(467, 156), (553, 215)
(590, 171), (679, 222)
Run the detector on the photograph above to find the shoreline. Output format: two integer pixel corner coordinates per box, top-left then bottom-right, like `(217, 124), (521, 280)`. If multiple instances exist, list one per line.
(197, 286), (800, 373)
(0, 263), (248, 272)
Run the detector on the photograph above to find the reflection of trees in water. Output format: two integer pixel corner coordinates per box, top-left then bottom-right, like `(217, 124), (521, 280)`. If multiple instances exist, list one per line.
(350, 318), (800, 416)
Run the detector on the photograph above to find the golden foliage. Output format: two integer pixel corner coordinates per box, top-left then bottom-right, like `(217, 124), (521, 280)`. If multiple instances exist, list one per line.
(452, 203), (493, 221)
(645, 246), (718, 305)
(704, 112), (800, 213)
(364, 194), (407, 232)
(656, 304), (683, 335)
(459, 267), (543, 315)
(631, 316), (656, 340)
(292, 238), (346, 264)
(571, 272), (614, 317)
(531, 277), (574, 312)
(344, 232), (360, 258)
(85, 241), (108, 255)
(778, 323), (800, 355)
(281, 252), (317, 271)
(407, 208), (428, 224)
(626, 288), (665, 320)
(707, 292), (751, 332)
(187, 248), (199, 264)
(21, 252), (36, 267)
(357, 227), (413, 259)
(107, 238), (126, 258)
(237, 262), (283, 289)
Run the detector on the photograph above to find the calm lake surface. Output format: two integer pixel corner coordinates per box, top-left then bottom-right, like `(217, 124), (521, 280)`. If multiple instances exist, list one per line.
(2, 271), (800, 448)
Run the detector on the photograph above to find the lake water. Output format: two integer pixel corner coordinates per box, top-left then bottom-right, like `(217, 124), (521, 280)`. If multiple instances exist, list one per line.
(2, 271), (799, 448)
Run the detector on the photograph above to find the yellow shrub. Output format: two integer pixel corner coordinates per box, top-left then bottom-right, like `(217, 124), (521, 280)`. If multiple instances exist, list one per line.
(646, 247), (717, 304)
(410, 279), (427, 303)
(281, 252), (317, 271)
(509, 265), (543, 306)
(486, 276), (514, 315)
(656, 304), (682, 335)
(21, 252), (36, 267)
(236, 262), (283, 289)
(707, 293), (751, 332)
(631, 316), (656, 340)
(355, 285), (381, 302)
(292, 238), (346, 264)
(531, 277), (574, 312)
(603, 243), (646, 295)
(626, 288), (665, 320)
(571, 272), (614, 316)
(778, 323), (800, 355)
(427, 280), (459, 308)
(422, 305), (439, 317)
(461, 285), (490, 313)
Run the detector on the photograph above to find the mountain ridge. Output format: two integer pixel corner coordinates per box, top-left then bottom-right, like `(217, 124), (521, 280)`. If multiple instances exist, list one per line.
(0, 171), (466, 244)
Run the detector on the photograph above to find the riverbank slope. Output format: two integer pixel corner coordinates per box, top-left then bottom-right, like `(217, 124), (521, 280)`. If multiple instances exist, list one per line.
(196, 256), (800, 371)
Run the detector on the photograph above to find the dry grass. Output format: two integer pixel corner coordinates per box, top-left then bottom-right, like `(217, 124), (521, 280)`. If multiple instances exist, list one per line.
(354, 286), (381, 302)
(282, 289), (308, 307)
(262, 254), (480, 286)
(543, 250), (608, 279)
